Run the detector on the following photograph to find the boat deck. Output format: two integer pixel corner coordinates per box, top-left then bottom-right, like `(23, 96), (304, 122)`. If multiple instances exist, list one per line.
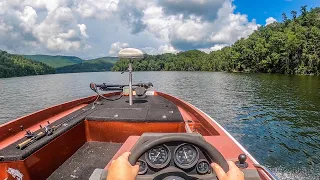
(86, 95), (183, 122)
(0, 95), (184, 162)
(47, 142), (122, 180)
(0, 92), (273, 180)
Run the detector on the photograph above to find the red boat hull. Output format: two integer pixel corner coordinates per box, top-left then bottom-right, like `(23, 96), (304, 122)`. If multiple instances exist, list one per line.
(0, 92), (274, 180)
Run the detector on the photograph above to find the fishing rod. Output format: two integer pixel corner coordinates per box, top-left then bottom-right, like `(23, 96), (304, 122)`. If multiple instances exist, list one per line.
(16, 82), (154, 150)
(16, 106), (91, 150)
(16, 131), (46, 150)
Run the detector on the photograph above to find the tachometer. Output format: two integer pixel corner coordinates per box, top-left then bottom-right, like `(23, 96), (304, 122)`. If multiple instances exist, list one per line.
(174, 144), (199, 169)
(145, 145), (171, 168)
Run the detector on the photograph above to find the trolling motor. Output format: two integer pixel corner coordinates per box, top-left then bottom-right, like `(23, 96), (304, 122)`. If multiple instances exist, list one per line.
(90, 48), (149, 104)
(90, 82), (153, 100)
(118, 48), (145, 105)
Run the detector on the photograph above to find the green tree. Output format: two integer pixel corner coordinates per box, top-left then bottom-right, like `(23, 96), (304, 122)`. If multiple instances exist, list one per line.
(0, 50), (55, 78)
(112, 6), (320, 75)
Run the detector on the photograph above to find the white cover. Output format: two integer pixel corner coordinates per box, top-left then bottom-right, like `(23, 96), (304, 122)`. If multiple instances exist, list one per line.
(118, 48), (144, 59)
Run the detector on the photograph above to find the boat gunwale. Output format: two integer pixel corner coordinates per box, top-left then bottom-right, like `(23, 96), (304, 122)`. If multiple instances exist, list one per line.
(155, 91), (260, 165)
(0, 90), (279, 180)
(0, 92), (121, 144)
(1, 90), (259, 165)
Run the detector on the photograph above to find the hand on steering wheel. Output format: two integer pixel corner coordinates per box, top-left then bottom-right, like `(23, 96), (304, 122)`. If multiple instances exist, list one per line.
(128, 134), (230, 179)
(107, 152), (139, 180)
(211, 161), (245, 180)
(107, 152), (245, 180)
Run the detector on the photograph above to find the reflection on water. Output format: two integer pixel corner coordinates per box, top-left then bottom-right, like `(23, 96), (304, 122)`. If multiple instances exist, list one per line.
(0, 72), (319, 179)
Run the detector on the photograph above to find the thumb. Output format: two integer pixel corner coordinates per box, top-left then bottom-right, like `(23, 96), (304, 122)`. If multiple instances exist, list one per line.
(132, 164), (140, 175)
(121, 152), (131, 160)
(211, 163), (226, 180)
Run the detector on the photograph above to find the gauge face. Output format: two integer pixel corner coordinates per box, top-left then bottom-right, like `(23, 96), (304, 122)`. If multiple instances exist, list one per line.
(146, 145), (170, 168)
(196, 160), (210, 174)
(174, 144), (199, 169)
(138, 160), (148, 175)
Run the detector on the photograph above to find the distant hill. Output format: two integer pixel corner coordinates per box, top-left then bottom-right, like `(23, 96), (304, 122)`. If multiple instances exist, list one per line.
(56, 58), (114, 73)
(23, 55), (83, 68)
(0, 50), (55, 78)
(86, 57), (118, 64)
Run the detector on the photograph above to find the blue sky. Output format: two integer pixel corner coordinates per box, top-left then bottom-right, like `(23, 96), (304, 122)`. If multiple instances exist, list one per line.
(234, 0), (320, 24)
(0, 0), (319, 59)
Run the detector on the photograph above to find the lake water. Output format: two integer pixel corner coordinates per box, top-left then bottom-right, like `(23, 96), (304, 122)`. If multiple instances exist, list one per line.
(0, 72), (319, 179)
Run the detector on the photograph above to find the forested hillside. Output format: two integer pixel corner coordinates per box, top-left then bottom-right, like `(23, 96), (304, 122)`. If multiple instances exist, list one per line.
(113, 6), (320, 75)
(86, 57), (118, 63)
(23, 55), (83, 68)
(0, 51), (55, 78)
(56, 59), (114, 73)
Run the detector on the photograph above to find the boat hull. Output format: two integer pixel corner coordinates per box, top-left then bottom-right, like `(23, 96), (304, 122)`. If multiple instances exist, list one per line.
(0, 91), (275, 180)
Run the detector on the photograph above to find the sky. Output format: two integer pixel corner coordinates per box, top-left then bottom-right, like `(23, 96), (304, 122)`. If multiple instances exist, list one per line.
(0, 0), (319, 59)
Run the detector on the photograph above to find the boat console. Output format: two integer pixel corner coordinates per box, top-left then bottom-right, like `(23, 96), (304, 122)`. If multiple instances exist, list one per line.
(88, 133), (264, 180)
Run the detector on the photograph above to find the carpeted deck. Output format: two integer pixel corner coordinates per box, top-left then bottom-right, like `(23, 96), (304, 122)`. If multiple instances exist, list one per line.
(47, 142), (122, 180)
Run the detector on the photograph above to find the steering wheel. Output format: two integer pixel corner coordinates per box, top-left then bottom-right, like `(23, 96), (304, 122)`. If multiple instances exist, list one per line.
(129, 134), (229, 180)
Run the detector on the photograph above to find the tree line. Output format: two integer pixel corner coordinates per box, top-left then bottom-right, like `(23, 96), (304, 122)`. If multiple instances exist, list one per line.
(113, 6), (320, 75)
(0, 50), (55, 78)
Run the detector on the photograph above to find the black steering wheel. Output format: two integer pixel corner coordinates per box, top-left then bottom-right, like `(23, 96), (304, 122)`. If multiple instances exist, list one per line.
(128, 134), (229, 180)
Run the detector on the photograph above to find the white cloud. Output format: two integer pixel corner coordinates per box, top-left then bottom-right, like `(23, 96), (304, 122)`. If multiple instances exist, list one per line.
(0, 0), (260, 58)
(158, 44), (178, 54)
(74, 0), (119, 19)
(0, 20), (13, 35)
(139, 0), (258, 50)
(78, 24), (89, 38)
(109, 42), (129, 55)
(18, 6), (37, 33)
(32, 7), (88, 52)
(266, 17), (277, 25)
(200, 44), (228, 53)
(0, 2), (89, 54)
(142, 44), (178, 55)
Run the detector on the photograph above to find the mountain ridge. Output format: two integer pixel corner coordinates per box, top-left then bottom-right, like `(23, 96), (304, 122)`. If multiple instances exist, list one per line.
(56, 58), (115, 73)
(23, 55), (118, 68)
(0, 51), (56, 78)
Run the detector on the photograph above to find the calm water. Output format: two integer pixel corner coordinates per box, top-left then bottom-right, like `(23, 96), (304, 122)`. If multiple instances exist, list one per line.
(0, 72), (319, 179)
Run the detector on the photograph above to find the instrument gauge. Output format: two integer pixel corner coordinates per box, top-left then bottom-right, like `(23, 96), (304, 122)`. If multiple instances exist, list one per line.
(137, 159), (148, 175)
(145, 145), (171, 169)
(174, 144), (199, 169)
(196, 160), (211, 174)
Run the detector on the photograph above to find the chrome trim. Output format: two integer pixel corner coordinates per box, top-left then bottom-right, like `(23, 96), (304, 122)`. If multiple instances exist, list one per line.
(185, 123), (192, 133)
(253, 164), (279, 180)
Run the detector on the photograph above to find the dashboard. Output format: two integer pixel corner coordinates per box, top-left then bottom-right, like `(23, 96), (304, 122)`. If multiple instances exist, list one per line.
(137, 142), (212, 176)
(125, 133), (262, 180)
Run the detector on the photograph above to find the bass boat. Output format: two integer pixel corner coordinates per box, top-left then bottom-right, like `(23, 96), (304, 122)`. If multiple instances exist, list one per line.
(0, 48), (278, 180)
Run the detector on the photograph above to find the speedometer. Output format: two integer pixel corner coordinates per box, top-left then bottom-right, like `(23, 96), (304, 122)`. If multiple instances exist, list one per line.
(174, 144), (199, 169)
(145, 145), (171, 169)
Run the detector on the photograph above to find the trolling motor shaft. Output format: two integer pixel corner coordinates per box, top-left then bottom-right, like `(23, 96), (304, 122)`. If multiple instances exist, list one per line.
(128, 62), (133, 105)
(118, 48), (145, 105)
